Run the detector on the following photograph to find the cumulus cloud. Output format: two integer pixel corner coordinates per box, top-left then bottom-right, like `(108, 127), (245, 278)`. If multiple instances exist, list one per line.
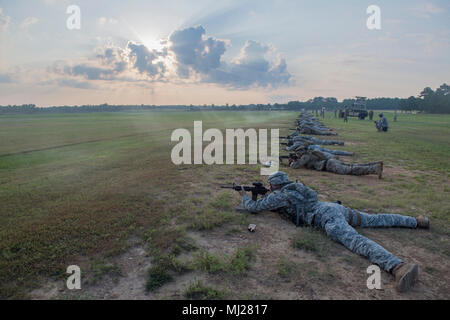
(0, 8), (11, 32)
(126, 42), (166, 78)
(168, 26), (290, 88)
(56, 79), (97, 89)
(96, 46), (129, 73)
(209, 40), (291, 88)
(169, 25), (227, 76)
(98, 17), (119, 26)
(20, 17), (39, 29)
(411, 2), (445, 18)
(66, 65), (116, 80)
(0, 73), (13, 83)
(54, 25), (291, 89)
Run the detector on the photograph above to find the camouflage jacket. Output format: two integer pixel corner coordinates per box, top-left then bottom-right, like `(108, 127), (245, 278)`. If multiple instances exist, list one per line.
(242, 182), (319, 225)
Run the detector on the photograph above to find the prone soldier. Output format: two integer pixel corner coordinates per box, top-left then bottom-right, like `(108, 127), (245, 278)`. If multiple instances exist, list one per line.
(286, 148), (383, 179)
(234, 172), (429, 292)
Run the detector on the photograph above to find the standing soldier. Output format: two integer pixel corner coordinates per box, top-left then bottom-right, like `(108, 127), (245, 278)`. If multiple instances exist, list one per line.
(369, 110), (374, 121)
(344, 107), (349, 123)
(394, 110), (398, 122)
(334, 108), (337, 118)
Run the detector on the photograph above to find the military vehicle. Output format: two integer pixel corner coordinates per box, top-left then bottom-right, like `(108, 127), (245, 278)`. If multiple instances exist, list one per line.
(339, 96), (369, 120)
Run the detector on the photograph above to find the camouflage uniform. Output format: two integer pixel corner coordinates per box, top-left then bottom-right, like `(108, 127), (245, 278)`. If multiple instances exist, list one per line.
(298, 125), (338, 136)
(290, 150), (381, 176)
(286, 143), (353, 156)
(376, 115), (389, 132)
(241, 172), (418, 272)
(290, 135), (344, 146)
(326, 158), (381, 176)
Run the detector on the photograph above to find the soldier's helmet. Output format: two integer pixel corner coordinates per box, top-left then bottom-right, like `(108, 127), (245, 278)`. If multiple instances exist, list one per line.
(379, 113), (383, 117)
(268, 172), (292, 186)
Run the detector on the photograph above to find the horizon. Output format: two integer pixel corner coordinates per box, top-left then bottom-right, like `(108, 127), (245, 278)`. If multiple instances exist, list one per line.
(0, 0), (449, 107)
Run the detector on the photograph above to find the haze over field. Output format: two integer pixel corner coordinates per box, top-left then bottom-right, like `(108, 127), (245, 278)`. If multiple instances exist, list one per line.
(0, 0), (449, 106)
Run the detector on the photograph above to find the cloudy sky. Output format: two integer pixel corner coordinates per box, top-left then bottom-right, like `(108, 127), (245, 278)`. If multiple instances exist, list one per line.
(0, 0), (449, 106)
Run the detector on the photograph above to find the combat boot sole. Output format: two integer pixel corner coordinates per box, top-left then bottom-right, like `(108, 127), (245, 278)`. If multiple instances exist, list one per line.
(396, 264), (419, 293)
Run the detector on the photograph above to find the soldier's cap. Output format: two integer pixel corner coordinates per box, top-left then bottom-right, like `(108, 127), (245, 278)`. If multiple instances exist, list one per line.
(268, 171), (292, 186)
(379, 113), (383, 117)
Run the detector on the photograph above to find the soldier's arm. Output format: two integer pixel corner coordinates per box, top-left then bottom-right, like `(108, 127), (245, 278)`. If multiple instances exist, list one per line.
(311, 150), (331, 160)
(290, 154), (310, 168)
(242, 192), (290, 212)
(286, 142), (302, 151)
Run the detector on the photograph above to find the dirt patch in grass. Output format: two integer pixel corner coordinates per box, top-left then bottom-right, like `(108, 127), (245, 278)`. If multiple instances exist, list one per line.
(8, 112), (449, 300)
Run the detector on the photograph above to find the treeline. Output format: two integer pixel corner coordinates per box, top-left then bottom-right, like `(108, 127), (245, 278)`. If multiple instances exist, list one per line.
(286, 84), (449, 113)
(1, 83), (448, 114)
(398, 84), (449, 113)
(0, 104), (192, 114)
(286, 97), (402, 110)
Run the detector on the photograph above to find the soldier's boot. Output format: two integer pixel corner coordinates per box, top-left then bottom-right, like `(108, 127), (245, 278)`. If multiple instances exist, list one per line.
(416, 215), (430, 229)
(392, 263), (419, 293)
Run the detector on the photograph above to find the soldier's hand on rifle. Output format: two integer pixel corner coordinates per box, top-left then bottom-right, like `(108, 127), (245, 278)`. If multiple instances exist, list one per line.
(233, 181), (246, 196)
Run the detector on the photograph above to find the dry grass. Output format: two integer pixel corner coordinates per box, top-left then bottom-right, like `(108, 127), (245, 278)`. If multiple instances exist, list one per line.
(0, 111), (449, 299)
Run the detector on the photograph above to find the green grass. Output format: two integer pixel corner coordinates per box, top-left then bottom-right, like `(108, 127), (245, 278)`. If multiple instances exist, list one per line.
(146, 265), (173, 292)
(184, 279), (225, 300)
(191, 246), (256, 275)
(145, 252), (192, 292)
(193, 250), (226, 273)
(277, 257), (296, 278)
(0, 110), (449, 298)
(86, 260), (122, 285)
(228, 246), (256, 275)
(322, 112), (450, 174)
(292, 228), (329, 257)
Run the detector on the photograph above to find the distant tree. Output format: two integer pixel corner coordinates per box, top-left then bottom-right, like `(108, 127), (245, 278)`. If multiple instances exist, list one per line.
(417, 84), (450, 113)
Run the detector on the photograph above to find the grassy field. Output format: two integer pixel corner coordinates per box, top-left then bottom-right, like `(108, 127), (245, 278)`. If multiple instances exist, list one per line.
(0, 111), (449, 299)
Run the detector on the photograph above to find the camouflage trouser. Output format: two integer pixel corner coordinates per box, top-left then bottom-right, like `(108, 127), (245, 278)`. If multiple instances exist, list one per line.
(311, 146), (352, 156)
(326, 159), (380, 176)
(303, 127), (338, 136)
(313, 139), (344, 146)
(310, 202), (417, 272)
(375, 122), (388, 132)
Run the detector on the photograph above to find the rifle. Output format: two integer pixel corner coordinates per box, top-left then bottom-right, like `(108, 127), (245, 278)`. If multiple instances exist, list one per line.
(279, 153), (299, 163)
(220, 182), (270, 201)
